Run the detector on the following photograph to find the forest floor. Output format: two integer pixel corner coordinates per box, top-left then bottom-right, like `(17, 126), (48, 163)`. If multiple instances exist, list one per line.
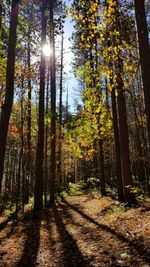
(0, 185), (150, 267)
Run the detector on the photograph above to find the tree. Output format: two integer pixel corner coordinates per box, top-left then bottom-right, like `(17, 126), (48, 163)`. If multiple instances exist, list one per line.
(49, 0), (56, 204)
(108, 0), (135, 203)
(111, 86), (123, 201)
(134, 0), (150, 150)
(0, 0), (2, 30)
(0, 0), (19, 193)
(58, 29), (64, 192)
(24, 6), (33, 204)
(33, 0), (47, 214)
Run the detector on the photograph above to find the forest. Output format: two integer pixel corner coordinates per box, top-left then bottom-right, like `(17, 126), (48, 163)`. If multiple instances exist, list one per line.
(0, 0), (150, 266)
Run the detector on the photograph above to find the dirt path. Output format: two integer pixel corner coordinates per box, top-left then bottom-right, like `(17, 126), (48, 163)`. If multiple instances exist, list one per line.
(0, 194), (150, 267)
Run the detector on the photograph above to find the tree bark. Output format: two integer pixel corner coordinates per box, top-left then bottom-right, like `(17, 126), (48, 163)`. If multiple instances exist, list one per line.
(0, 1), (2, 30)
(0, 0), (19, 193)
(99, 138), (106, 196)
(49, 0), (56, 204)
(111, 87), (124, 202)
(116, 60), (134, 203)
(134, 0), (150, 150)
(58, 30), (64, 192)
(113, 0), (136, 204)
(34, 0), (46, 214)
(44, 67), (50, 207)
(25, 23), (32, 204)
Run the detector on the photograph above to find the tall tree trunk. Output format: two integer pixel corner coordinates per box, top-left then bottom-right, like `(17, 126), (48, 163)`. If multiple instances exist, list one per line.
(0, 0), (19, 194)
(129, 89), (146, 187)
(111, 87), (124, 202)
(49, 0), (56, 204)
(117, 74), (134, 203)
(116, 59), (135, 203)
(58, 30), (64, 192)
(25, 23), (32, 204)
(17, 87), (24, 215)
(0, 1), (2, 30)
(113, 0), (135, 204)
(98, 138), (106, 196)
(134, 0), (150, 150)
(44, 67), (50, 207)
(34, 0), (46, 214)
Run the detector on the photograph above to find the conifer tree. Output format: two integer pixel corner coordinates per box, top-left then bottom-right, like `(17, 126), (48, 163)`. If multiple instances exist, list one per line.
(34, 0), (47, 214)
(134, 0), (150, 150)
(0, 0), (19, 193)
(49, 0), (56, 204)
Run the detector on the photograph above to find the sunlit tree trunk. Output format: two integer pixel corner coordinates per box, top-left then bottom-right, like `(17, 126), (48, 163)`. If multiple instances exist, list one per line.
(34, 0), (46, 215)
(58, 30), (64, 192)
(44, 67), (50, 207)
(49, 0), (56, 204)
(24, 22), (32, 204)
(0, 0), (19, 193)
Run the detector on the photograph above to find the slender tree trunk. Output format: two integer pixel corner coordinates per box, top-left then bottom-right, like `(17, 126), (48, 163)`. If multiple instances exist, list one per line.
(44, 67), (50, 207)
(134, 0), (150, 150)
(16, 90), (24, 215)
(99, 138), (106, 196)
(49, 0), (56, 204)
(93, 140), (98, 178)
(117, 95), (133, 202)
(129, 89), (146, 186)
(34, 0), (46, 214)
(116, 60), (135, 203)
(5, 148), (10, 194)
(25, 24), (32, 204)
(0, 1), (2, 30)
(111, 0), (136, 204)
(0, 0), (19, 194)
(58, 30), (64, 192)
(111, 87), (124, 202)
(66, 84), (69, 120)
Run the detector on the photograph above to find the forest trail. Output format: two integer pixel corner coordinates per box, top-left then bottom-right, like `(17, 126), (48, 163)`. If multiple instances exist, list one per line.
(0, 192), (150, 267)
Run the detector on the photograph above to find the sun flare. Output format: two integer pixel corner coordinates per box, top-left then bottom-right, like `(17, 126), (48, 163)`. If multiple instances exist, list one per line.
(42, 44), (52, 57)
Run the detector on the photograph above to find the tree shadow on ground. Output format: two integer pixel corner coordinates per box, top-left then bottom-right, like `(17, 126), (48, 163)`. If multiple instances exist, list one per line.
(0, 217), (10, 231)
(53, 203), (94, 267)
(43, 209), (56, 246)
(58, 202), (121, 266)
(0, 224), (16, 245)
(13, 218), (41, 267)
(62, 199), (150, 265)
(0, 211), (17, 232)
(58, 201), (100, 237)
(56, 202), (83, 228)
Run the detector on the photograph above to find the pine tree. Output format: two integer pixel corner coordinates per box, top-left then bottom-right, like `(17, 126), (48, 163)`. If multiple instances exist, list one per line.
(0, 0), (19, 193)
(34, 0), (47, 215)
(134, 0), (150, 150)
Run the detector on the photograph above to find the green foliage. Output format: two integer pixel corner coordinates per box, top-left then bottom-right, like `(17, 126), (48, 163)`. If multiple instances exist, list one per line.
(105, 203), (126, 220)
(0, 196), (16, 216)
(3, 208), (15, 217)
(25, 196), (34, 209)
(66, 182), (84, 196)
(129, 186), (150, 202)
(57, 191), (68, 201)
(83, 177), (100, 190)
